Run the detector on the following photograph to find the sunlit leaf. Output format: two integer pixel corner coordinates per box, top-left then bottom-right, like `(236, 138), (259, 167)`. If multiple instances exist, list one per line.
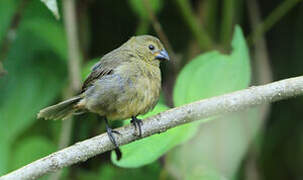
(172, 25), (251, 140)
(0, 27), (66, 142)
(166, 26), (252, 179)
(21, 18), (67, 60)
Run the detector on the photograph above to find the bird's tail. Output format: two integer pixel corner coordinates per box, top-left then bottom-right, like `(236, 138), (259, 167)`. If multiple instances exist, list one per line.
(37, 96), (82, 120)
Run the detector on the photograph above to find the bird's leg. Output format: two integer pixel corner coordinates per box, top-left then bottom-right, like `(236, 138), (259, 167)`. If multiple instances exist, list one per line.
(131, 116), (143, 136)
(104, 117), (122, 160)
(104, 117), (121, 146)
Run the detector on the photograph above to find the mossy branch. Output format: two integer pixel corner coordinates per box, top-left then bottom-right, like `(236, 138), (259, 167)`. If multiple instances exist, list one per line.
(2, 76), (303, 180)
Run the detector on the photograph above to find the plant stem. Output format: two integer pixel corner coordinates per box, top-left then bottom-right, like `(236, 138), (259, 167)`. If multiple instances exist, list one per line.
(220, 0), (235, 48)
(174, 0), (214, 51)
(48, 0), (82, 179)
(135, 19), (150, 35)
(203, 0), (218, 39)
(248, 0), (302, 44)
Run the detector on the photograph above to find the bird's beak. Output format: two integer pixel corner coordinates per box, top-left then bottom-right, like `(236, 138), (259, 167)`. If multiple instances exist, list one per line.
(155, 49), (170, 61)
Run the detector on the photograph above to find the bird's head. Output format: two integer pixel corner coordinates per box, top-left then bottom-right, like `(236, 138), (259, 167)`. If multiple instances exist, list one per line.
(126, 35), (170, 66)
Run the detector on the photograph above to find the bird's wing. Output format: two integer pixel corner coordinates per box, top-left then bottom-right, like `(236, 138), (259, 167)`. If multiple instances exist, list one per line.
(80, 50), (126, 93)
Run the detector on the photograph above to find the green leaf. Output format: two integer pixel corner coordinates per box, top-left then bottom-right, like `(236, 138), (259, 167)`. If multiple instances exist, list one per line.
(172, 25), (250, 140)
(128, 0), (163, 20)
(10, 136), (56, 171)
(20, 18), (67, 60)
(40, 0), (60, 19)
(174, 26), (250, 106)
(166, 26), (252, 179)
(0, 27), (66, 142)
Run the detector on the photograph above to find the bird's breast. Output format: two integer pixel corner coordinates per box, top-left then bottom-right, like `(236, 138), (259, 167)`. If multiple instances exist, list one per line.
(108, 64), (161, 120)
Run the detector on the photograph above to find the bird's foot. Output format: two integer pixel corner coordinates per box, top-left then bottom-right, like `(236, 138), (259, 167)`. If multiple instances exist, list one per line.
(104, 117), (122, 160)
(131, 116), (143, 136)
(105, 125), (121, 147)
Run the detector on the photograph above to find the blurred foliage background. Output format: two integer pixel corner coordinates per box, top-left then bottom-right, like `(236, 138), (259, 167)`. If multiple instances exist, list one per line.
(0, 0), (303, 179)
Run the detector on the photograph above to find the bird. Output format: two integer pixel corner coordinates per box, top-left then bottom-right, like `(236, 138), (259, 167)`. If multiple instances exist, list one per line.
(37, 35), (169, 158)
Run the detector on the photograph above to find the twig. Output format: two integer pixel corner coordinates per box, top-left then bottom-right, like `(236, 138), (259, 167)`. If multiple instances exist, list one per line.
(174, 0), (214, 50)
(248, 0), (302, 44)
(48, 0), (82, 179)
(2, 76), (303, 180)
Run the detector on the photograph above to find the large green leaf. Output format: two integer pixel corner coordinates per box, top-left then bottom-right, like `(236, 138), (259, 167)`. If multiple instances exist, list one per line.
(0, 1), (66, 174)
(10, 136), (56, 173)
(172, 25), (250, 139)
(165, 26), (252, 179)
(20, 18), (67, 60)
(174, 26), (250, 106)
(0, 29), (66, 142)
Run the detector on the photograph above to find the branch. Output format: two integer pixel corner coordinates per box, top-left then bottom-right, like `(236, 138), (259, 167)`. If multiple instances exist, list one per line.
(2, 76), (303, 180)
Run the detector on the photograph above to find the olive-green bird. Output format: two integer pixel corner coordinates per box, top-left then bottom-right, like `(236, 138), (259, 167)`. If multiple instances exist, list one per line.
(37, 35), (169, 153)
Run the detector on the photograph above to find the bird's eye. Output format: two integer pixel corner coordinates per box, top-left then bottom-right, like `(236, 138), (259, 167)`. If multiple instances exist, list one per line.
(148, 44), (155, 51)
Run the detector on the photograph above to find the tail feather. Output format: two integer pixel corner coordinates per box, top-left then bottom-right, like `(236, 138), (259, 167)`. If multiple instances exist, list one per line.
(38, 96), (82, 120)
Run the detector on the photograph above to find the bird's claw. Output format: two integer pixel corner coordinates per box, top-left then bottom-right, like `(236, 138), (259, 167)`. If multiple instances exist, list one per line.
(106, 127), (119, 147)
(131, 116), (143, 136)
(104, 117), (122, 160)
